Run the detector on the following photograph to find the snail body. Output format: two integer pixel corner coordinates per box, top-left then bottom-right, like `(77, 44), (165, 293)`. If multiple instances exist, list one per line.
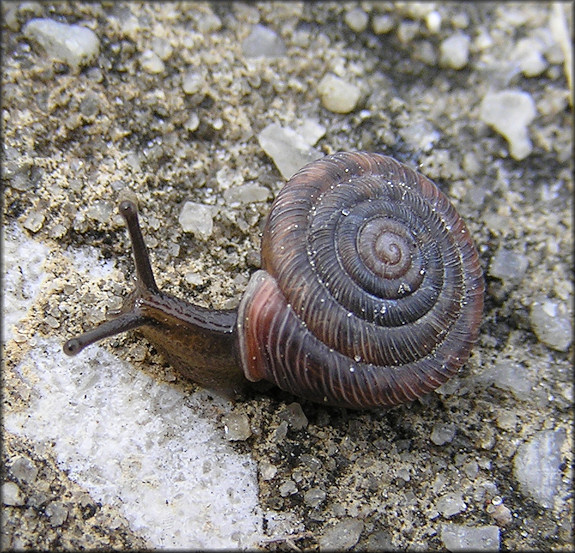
(64, 152), (484, 409)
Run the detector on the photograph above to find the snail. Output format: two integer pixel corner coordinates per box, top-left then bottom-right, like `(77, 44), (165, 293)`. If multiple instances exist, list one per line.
(64, 152), (484, 410)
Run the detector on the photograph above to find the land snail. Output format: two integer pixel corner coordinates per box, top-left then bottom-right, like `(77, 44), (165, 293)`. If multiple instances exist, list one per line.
(64, 152), (484, 410)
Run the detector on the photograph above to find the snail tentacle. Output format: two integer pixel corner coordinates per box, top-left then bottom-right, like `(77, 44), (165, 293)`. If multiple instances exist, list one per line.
(64, 200), (244, 396)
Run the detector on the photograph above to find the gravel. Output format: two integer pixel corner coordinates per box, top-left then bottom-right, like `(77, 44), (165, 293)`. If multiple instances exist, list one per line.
(178, 201), (214, 239)
(258, 123), (323, 179)
(513, 428), (568, 508)
(317, 73), (362, 114)
(479, 90), (537, 160)
(241, 24), (286, 58)
(441, 524), (500, 552)
(530, 299), (573, 352)
(22, 17), (99, 70)
(439, 32), (471, 69)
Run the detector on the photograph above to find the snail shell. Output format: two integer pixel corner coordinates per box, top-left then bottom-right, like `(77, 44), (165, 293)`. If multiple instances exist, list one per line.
(64, 152), (484, 410)
(237, 152), (484, 409)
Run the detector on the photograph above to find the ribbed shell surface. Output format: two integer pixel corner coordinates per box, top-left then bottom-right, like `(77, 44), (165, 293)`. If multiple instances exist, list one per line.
(237, 152), (484, 409)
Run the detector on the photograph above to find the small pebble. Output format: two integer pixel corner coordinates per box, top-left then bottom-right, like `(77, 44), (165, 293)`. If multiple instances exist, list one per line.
(441, 524), (500, 552)
(279, 479), (297, 497)
(426, 11), (442, 33)
(196, 12), (222, 34)
(513, 37), (548, 77)
(495, 410), (519, 432)
(489, 503), (513, 526)
(439, 33), (471, 69)
(513, 428), (567, 508)
(184, 272), (203, 286)
(178, 201), (213, 239)
(294, 120), (326, 146)
(85, 200), (114, 224)
(23, 211), (45, 233)
(259, 460), (277, 481)
(139, 49), (165, 73)
(488, 248), (528, 282)
(477, 358), (534, 400)
(319, 519), (364, 551)
(223, 182), (270, 206)
(2, 482), (24, 506)
(436, 492), (467, 518)
(372, 14), (394, 34)
(317, 73), (361, 114)
(303, 487), (326, 508)
(258, 123), (323, 180)
(23, 18), (100, 70)
(462, 460), (479, 480)
(242, 25), (286, 58)
(479, 90), (537, 160)
(344, 8), (369, 33)
(530, 300), (572, 352)
(184, 113), (200, 132)
(45, 501), (69, 527)
(273, 420), (289, 442)
(150, 37), (173, 61)
(80, 92), (100, 117)
(10, 456), (39, 484)
(182, 71), (203, 95)
(221, 413), (252, 441)
(278, 402), (308, 430)
(398, 120), (440, 153)
(430, 422), (456, 446)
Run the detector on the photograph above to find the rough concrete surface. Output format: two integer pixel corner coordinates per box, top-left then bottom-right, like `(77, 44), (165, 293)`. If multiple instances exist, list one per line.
(2, 2), (573, 551)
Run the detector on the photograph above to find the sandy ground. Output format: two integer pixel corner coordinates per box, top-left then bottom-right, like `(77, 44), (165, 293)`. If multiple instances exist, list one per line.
(2, 2), (573, 551)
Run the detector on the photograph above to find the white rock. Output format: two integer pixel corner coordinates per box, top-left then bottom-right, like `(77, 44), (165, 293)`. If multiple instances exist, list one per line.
(258, 123), (323, 180)
(221, 413), (252, 441)
(426, 11), (442, 33)
(513, 37), (548, 77)
(223, 182), (270, 206)
(242, 24), (286, 58)
(139, 49), (165, 74)
(178, 201), (213, 239)
(319, 519), (364, 551)
(372, 14), (394, 34)
(10, 456), (39, 484)
(182, 70), (203, 94)
(294, 120), (326, 146)
(436, 493), (467, 518)
(488, 248), (529, 282)
(513, 429), (567, 508)
(23, 18), (100, 70)
(344, 8), (369, 33)
(430, 422), (456, 445)
(479, 90), (537, 160)
(304, 487), (326, 508)
(2, 482), (24, 506)
(530, 300), (572, 352)
(150, 37), (173, 61)
(318, 73), (361, 114)
(439, 32), (471, 69)
(441, 524), (500, 552)
(398, 120), (440, 152)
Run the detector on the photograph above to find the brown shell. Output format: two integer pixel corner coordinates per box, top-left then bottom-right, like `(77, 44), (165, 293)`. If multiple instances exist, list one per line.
(237, 152), (484, 409)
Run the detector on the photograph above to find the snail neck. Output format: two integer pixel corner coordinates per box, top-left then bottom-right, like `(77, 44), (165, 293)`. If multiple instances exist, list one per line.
(134, 290), (245, 397)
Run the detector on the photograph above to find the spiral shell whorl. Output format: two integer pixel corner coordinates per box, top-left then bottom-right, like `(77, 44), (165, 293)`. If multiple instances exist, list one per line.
(237, 152), (484, 409)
